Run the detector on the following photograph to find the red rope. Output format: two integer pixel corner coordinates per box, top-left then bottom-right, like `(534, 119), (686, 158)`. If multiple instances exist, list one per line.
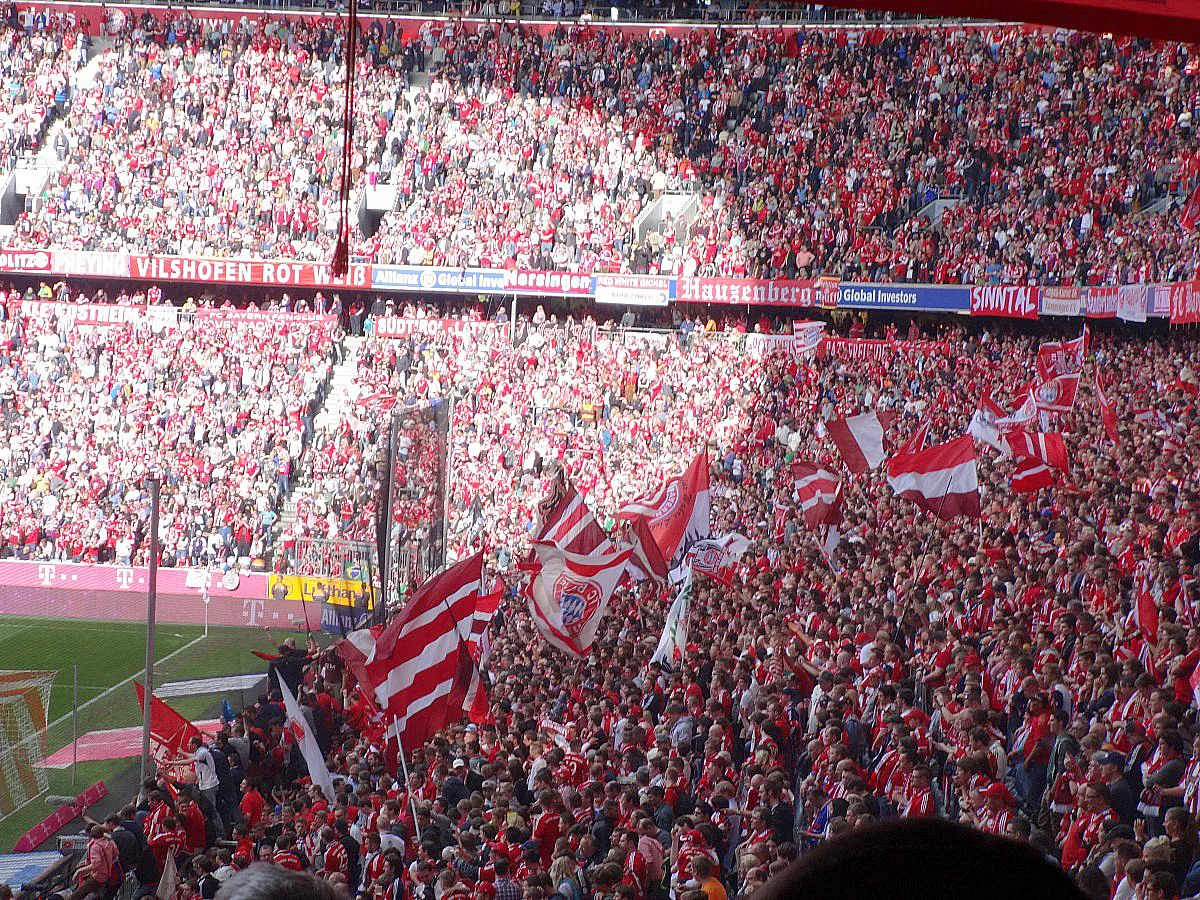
(330, 0), (358, 277)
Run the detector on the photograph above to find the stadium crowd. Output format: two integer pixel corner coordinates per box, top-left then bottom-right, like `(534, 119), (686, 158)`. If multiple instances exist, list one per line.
(7, 15), (1200, 287)
(46, 290), (1200, 900)
(0, 285), (335, 568)
(0, 18), (86, 172)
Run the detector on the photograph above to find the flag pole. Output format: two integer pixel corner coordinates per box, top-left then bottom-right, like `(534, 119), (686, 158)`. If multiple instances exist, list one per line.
(918, 473), (956, 559)
(140, 475), (161, 785)
(392, 717), (424, 840)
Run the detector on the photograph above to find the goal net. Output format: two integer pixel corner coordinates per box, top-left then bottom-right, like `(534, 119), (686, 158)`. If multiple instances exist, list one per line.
(0, 671), (55, 817)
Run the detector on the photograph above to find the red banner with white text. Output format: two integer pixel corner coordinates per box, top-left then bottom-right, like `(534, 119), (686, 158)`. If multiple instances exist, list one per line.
(1170, 281), (1200, 325)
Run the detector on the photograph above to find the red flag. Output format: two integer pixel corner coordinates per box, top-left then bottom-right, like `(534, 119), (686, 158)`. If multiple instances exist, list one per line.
(356, 554), (484, 748)
(1032, 373), (1081, 415)
(616, 452), (710, 578)
(1003, 431), (1069, 470)
(1182, 183), (1200, 230)
(1095, 370), (1119, 444)
(1134, 579), (1160, 643)
(826, 411), (894, 473)
(134, 683), (202, 763)
(625, 514), (669, 584)
(1011, 458), (1057, 494)
(1036, 327), (1088, 381)
(886, 436), (980, 519)
(791, 461), (843, 528)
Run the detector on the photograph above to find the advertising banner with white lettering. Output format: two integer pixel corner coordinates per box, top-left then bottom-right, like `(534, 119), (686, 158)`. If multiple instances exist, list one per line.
(1116, 285), (1148, 323)
(676, 277), (815, 307)
(969, 285), (1039, 320)
(817, 338), (954, 363)
(372, 316), (506, 340)
(129, 255), (372, 288)
(1084, 286), (1119, 319)
(505, 270), (594, 296)
(594, 273), (672, 307)
(1170, 281), (1200, 324)
(371, 265), (508, 293)
(838, 283), (970, 313)
(1039, 286), (1083, 317)
(54, 249), (130, 278)
(0, 248), (52, 274)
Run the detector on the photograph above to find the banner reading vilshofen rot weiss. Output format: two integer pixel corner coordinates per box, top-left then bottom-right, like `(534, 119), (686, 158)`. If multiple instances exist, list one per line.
(128, 255), (372, 289)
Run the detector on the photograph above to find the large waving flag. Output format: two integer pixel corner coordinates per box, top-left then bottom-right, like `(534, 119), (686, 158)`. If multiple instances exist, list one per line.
(886, 436), (980, 519)
(1003, 431), (1068, 470)
(791, 461), (842, 528)
(524, 541), (633, 658)
(617, 452), (711, 582)
(1036, 327), (1088, 381)
(277, 677), (335, 801)
(536, 472), (613, 554)
(1011, 458), (1057, 494)
(346, 553), (483, 749)
(827, 411), (893, 473)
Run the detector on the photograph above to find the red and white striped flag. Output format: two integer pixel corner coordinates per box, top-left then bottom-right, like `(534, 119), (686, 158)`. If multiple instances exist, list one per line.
(343, 553), (483, 748)
(536, 473), (613, 555)
(791, 461), (842, 528)
(886, 436), (980, 519)
(1011, 458), (1056, 494)
(617, 452), (710, 582)
(523, 542), (633, 658)
(1003, 431), (1068, 470)
(827, 411), (893, 473)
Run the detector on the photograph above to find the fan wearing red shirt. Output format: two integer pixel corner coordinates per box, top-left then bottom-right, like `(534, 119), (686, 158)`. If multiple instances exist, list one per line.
(148, 816), (187, 875)
(902, 766), (937, 818)
(273, 834), (306, 871)
(176, 795), (208, 854)
(531, 791), (563, 867)
(240, 779), (266, 828)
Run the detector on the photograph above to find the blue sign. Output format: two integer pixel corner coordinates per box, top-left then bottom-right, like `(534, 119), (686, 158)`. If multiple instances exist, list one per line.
(320, 602), (371, 636)
(372, 266), (509, 293)
(838, 283), (970, 313)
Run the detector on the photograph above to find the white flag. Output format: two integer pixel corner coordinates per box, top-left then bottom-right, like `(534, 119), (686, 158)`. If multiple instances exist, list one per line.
(651, 574), (692, 669)
(967, 409), (1005, 454)
(278, 677), (335, 802)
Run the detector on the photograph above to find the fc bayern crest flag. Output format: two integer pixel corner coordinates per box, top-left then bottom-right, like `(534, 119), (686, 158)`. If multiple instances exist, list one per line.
(525, 541), (633, 658)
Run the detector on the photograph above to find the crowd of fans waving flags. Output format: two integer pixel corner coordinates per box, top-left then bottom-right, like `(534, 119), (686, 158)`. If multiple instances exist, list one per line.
(315, 322), (1133, 780)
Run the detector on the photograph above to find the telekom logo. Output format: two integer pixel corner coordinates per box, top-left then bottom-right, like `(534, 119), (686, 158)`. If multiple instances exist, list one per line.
(115, 568), (134, 590)
(243, 598), (264, 627)
(37, 564), (56, 586)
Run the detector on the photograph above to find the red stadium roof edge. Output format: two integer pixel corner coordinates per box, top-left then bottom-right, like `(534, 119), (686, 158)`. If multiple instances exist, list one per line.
(815, 0), (1200, 41)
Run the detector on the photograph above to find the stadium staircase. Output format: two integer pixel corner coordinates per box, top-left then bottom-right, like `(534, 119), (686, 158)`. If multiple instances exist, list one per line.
(0, 39), (112, 243)
(272, 336), (366, 555)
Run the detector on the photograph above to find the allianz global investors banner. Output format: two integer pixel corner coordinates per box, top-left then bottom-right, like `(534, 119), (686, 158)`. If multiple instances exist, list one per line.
(838, 283), (970, 312)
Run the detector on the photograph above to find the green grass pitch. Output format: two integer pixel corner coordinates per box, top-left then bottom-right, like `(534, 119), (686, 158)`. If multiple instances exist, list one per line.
(0, 616), (292, 851)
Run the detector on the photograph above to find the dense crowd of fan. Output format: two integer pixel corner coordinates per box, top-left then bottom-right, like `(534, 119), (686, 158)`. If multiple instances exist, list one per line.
(47, 286), (1200, 900)
(0, 283), (334, 568)
(5, 15), (1200, 287)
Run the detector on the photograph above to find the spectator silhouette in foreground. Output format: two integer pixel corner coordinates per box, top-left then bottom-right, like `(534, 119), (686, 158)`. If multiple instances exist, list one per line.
(215, 863), (337, 900)
(752, 819), (1087, 900)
